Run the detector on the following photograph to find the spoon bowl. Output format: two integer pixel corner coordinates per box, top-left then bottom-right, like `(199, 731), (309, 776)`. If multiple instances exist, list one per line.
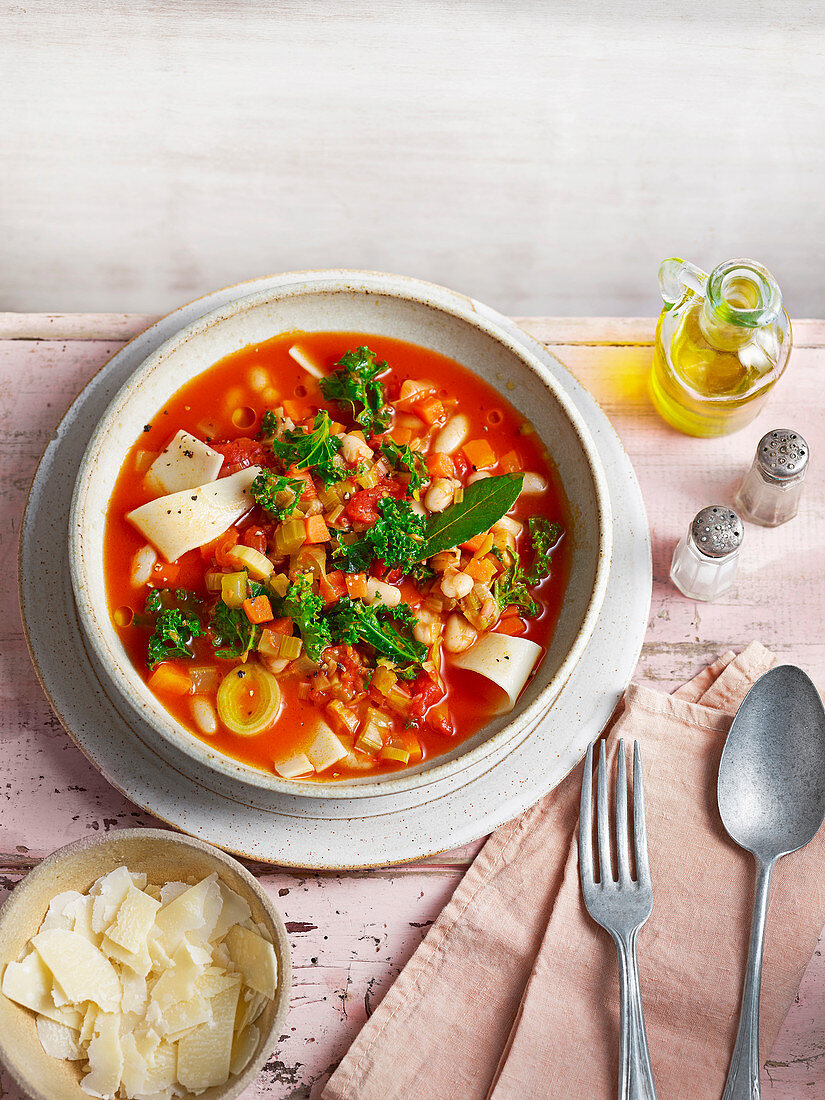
(718, 664), (825, 860)
(717, 664), (825, 1100)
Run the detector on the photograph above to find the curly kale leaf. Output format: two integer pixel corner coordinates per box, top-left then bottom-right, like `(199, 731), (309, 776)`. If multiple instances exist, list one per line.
(380, 441), (429, 496)
(269, 410), (344, 485)
(250, 470), (304, 520)
(492, 550), (539, 618)
(525, 517), (563, 582)
(334, 496), (426, 574)
(319, 346), (391, 437)
(210, 600), (261, 661)
(147, 606), (203, 669)
(324, 596), (426, 678)
(272, 573), (332, 662)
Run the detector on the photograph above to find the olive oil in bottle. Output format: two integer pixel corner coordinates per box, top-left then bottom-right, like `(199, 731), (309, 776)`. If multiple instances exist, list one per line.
(650, 258), (792, 437)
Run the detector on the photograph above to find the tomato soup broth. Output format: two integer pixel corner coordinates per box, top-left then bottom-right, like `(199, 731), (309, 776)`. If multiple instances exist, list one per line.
(105, 332), (569, 781)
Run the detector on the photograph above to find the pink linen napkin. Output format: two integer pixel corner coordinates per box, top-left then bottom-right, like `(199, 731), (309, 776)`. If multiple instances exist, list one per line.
(323, 642), (825, 1099)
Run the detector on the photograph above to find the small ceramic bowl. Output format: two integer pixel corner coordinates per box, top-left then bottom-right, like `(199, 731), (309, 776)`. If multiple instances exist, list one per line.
(0, 829), (292, 1100)
(70, 271), (612, 797)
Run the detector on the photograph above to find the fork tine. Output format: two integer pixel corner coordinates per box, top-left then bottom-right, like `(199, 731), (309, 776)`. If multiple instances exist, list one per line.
(615, 739), (631, 885)
(579, 742), (594, 884)
(633, 740), (651, 886)
(596, 740), (612, 883)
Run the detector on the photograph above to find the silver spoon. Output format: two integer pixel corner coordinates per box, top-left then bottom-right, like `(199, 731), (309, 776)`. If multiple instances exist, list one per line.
(718, 664), (825, 1100)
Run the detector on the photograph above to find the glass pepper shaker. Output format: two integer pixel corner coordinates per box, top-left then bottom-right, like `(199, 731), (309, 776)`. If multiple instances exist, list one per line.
(735, 428), (809, 527)
(670, 506), (744, 601)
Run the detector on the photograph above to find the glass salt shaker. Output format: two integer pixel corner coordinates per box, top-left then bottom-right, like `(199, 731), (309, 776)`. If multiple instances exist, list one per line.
(670, 506), (744, 601)
(735, 428), (809, 526)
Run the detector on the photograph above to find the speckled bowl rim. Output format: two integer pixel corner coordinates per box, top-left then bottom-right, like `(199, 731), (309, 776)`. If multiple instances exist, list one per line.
(0, 827), (292, 1100)
(69, 271), (612, 799)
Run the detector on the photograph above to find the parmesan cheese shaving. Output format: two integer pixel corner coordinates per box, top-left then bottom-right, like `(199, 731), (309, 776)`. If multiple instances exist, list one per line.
(1, 865), (279, 1098)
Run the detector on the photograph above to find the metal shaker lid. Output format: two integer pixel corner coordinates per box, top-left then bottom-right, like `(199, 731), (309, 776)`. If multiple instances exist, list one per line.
(691, 506), (744, 558)
(756, 429), (809, 480)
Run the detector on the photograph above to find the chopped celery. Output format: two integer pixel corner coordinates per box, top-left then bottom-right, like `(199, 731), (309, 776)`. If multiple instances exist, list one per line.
(274, 517), (306, 556)
(270, 573), (290, 598)
(371, 665), (398, 696)
(326, 699), (361, 737)
(220, 572), (248, 610)
(356, 463), (380, 489)
(226, 543), (274, 581)
(381, 745), (411, 764)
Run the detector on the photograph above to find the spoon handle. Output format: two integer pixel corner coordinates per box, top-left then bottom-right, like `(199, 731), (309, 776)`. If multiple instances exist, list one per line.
(722, 858), (774, 1100)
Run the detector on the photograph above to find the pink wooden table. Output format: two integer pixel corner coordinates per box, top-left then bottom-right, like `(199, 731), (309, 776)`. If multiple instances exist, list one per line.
(2, 313), (824, 1098)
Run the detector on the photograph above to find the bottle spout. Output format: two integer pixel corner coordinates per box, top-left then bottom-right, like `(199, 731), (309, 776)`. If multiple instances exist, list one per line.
(658, 258), (708, 309)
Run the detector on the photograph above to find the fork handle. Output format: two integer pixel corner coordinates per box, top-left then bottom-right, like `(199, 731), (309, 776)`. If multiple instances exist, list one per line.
(615, 929), (657, 1100)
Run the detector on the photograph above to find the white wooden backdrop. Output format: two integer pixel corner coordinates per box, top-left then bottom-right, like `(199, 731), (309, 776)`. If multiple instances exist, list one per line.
(1, 0), (824, 317)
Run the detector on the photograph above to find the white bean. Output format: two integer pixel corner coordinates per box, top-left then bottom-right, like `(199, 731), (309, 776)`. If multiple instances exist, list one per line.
(248, 367), (270, 393)
(520, 471), (549, 495)
(467, 470), (491, 485)
(425, 477), (454, 513)
(440, 570), (474, 600)
(365, 579), (402, 608)
(131, 545), (157, 586)
(443, 613), (478, 654)
(340, 432), (374, 464)
(433, 414), (470, 455)
(410, 499), (426, 517)
(191, 696), (218, 736)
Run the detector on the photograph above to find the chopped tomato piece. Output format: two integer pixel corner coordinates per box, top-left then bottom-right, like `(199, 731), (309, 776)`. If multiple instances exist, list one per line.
(211, 436), (269, 475)
(268, 617), (294, 635)
(452, 450), (470, 479)
(214, 528), (240, 568)
(410, 672), (447, 721)
(242, 525), (268, 555)
(288, 468), (317, 499)
(346, 479), (405, 525)
(426, 701), (455, 737)
(243, 595), (274, 624)
(319, 570), (347, 604)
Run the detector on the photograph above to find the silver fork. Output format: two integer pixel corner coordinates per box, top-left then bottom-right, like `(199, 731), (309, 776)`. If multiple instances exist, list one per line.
(579, 739), (657, 1100)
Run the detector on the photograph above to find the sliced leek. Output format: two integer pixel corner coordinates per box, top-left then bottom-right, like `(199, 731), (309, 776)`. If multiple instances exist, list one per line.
(216, 666), (281, 737)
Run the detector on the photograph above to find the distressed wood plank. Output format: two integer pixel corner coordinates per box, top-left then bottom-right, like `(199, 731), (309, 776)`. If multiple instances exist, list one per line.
(1, 317), (823, 1098)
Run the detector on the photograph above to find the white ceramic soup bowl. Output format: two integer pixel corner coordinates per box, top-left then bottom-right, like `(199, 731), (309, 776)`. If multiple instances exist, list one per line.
(70, 271), (612, 798)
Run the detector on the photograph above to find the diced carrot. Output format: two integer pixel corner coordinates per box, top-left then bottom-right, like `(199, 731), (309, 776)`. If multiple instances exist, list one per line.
(427, 451), (454, 479)
(499, 449), (522, 474)
(147, 664), (192, 696)
(214, 528), (240, 567)
(282, 398), (313, 421)
(496, 616), (528, 636)
(463, 438), (497, 470)
(319, 569), (347, 604)
(149, 560), (181, 587)
(345, 572), (369, 600)
(389, 426), (414, 446)
(304, 514), (331, 543)
(461, 532), (487, 552)
(415, 396), (446, 426)
(465, 556), (497, 584)
(243, 595), (274, 624)
(329, 420), (346, 435)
